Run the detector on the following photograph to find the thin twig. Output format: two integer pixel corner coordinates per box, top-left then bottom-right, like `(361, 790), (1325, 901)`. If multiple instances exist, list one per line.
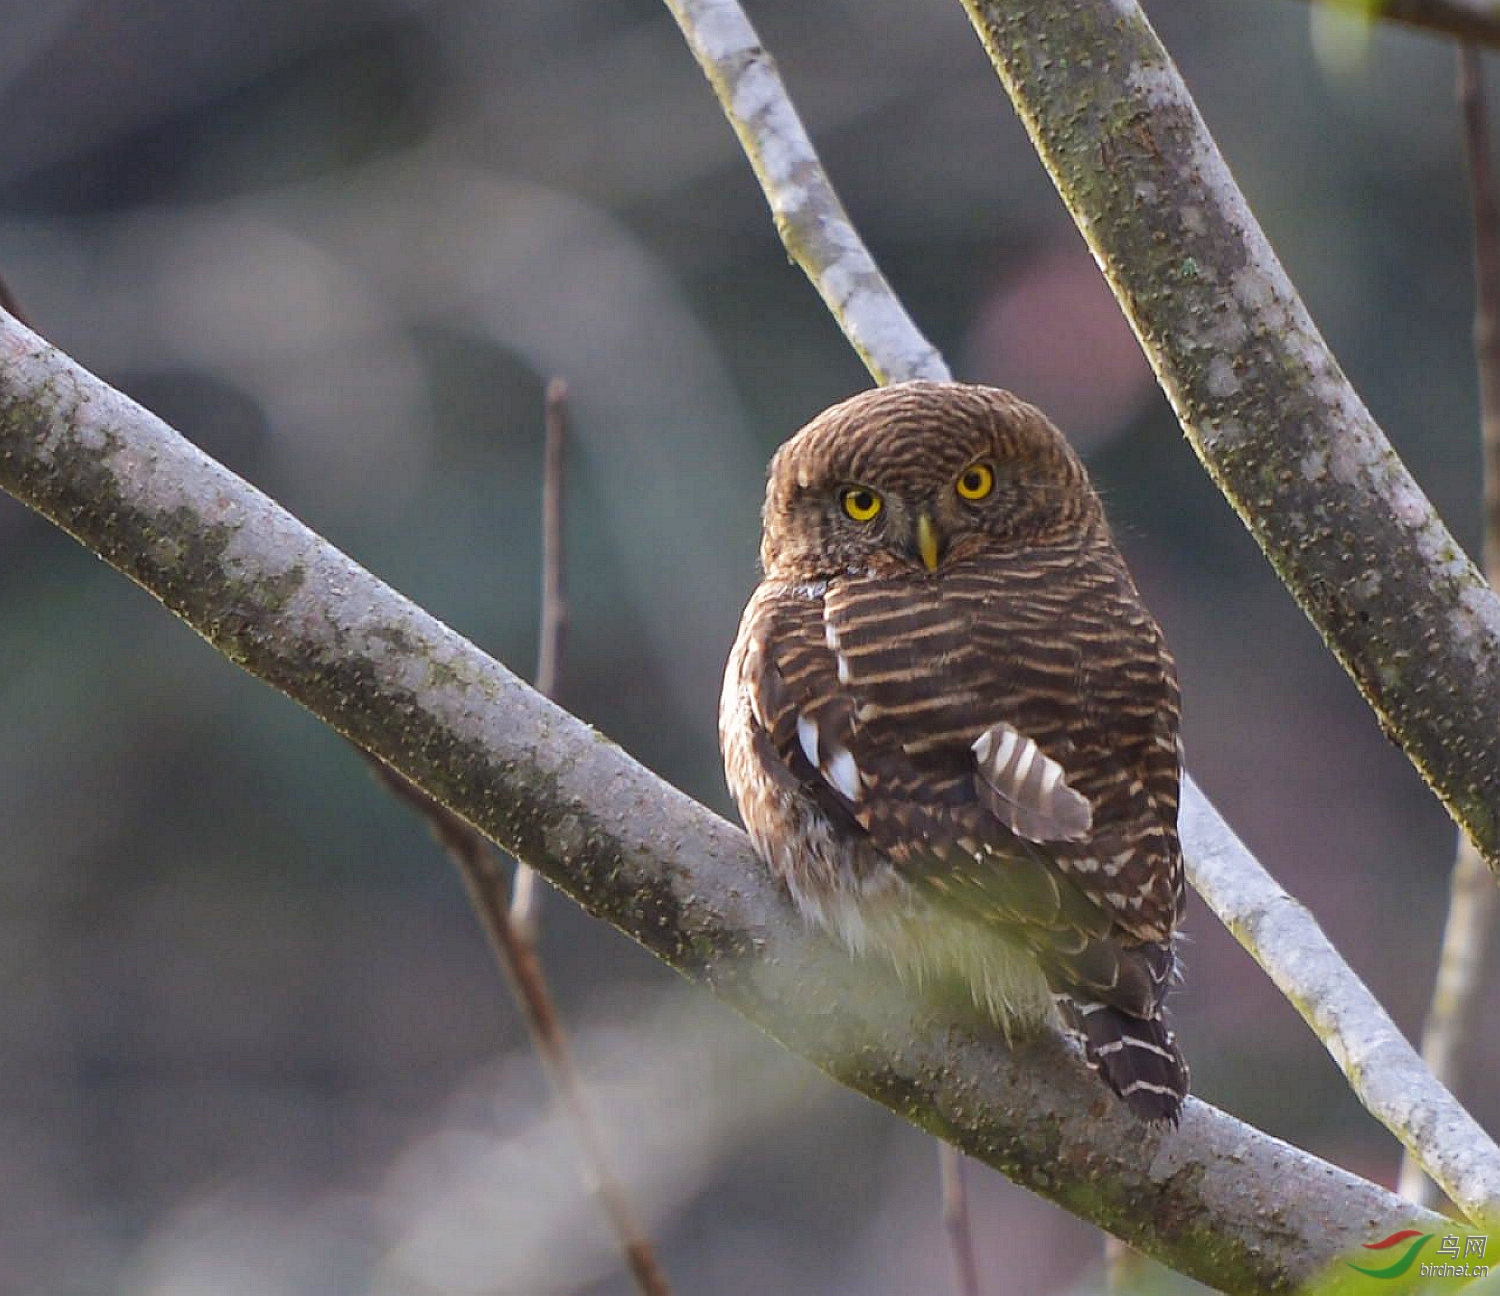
(364, 379), (670, 1296)
(938, 1143), (981, 1296)
(534, 377), (569, 702)
(1461, 45), (1500, 587)
(1398, 44), (1500, 1211)
(511, 377), (570, 937)
(367, 765), (672, 1296)
(661, 0), (1500, 1221)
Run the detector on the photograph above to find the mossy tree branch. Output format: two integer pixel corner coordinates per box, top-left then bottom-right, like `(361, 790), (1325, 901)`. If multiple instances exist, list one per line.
(961, 0), (1500, 871)
(0, 313), (1452, 1293)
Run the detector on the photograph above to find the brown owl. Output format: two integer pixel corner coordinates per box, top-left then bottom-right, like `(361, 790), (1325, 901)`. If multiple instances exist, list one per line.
(720, 381), (1188, 1122)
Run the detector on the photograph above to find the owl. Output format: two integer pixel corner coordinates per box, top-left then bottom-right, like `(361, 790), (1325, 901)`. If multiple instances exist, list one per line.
(720, 381), (1188, 1122)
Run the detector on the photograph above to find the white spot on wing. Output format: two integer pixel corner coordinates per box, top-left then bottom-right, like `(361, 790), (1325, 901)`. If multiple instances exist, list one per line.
(797, 714), (819, 767)
(825, 745), (862, 802)
(1010, 739), (1036, 785)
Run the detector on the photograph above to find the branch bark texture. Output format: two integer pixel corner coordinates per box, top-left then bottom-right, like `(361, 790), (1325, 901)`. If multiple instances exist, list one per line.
(961, 0), (1500, 869)
(661, 0), (947, 385)
(0, 315), (1448, 1293)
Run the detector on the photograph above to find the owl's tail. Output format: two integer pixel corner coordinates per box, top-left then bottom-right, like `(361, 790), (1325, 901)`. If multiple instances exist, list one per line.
(1061, 998), (1188, 1124)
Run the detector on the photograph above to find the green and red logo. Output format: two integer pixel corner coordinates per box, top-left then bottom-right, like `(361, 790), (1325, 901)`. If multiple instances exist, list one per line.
(1345, 1231), (1433, 1279)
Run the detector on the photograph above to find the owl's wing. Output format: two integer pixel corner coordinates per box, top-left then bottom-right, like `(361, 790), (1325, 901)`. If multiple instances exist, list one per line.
(744, 570), (1181, 997)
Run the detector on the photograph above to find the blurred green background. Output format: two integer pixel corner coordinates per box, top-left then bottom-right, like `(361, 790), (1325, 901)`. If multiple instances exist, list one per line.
(0, 1), (1494, 1292)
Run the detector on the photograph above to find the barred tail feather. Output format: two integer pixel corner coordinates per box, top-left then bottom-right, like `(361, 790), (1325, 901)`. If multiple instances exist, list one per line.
(1062, 998), (1188, 1124)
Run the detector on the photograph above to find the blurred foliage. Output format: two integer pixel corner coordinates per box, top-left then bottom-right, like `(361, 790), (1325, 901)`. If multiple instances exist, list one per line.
(0, 1), (1495, 1292)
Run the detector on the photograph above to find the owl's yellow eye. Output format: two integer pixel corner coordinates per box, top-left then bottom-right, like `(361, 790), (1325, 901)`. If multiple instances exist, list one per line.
(840, 486), (883, 522)
(956, 462), (995, 501)
(840, 486), (882, 522)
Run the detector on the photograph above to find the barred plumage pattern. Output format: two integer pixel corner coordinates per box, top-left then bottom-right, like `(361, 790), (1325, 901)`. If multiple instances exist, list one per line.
(720, 381), (1189, 1121)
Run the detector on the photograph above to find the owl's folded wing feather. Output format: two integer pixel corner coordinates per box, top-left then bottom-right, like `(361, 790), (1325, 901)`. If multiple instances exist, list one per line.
(971, 721), (1093, 843)
(743, 573), (1180, 1016)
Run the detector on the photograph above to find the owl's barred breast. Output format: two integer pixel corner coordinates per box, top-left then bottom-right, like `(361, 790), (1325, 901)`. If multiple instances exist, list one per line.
(721, 381), (1189, 1122)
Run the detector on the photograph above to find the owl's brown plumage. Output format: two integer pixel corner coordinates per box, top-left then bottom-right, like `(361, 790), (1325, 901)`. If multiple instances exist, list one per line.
(720, 381), (1189, 1122)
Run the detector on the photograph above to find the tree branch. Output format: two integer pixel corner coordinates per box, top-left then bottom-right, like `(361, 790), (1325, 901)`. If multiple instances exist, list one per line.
(0, 313), (1452, 1292)
(661, 0), (1500, 1224)
(1183, 776), (1500, 1221)
(661, 0), (947, 385)
(1294, 0), (1500, 49)
(960, 0), (1500, 875)
(1400, 42), (1500, 1211)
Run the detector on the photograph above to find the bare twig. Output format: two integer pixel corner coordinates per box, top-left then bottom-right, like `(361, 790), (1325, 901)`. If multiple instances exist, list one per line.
(0, 312), (1459, 1289)
(1461, 45), (1500, 586)
(1400, 837), (1499, 1207)
(535, 376), (569, 703)
(938, 1143), (982, 1296)
(662, 0), (1500, 1223)
(1398, 44), (1500, 1211)
(365, 378), (670, 1296)
(367, 765), (672, 1296)
(511, 377), (570, 936)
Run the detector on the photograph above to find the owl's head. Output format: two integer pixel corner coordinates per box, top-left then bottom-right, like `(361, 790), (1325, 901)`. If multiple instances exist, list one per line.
(759, 381), (1104, 579)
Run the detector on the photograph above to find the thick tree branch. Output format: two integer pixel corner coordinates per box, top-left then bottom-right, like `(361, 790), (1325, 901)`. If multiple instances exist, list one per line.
(960, 0), (1500, 873)
(663, 0), (1500, 1223)
(1296, 0), (1500, 49)
(0, 314), (1451, 1292)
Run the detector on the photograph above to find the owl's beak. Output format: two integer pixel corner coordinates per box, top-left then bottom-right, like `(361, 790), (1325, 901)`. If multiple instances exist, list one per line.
(915, 512), (942, 572)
